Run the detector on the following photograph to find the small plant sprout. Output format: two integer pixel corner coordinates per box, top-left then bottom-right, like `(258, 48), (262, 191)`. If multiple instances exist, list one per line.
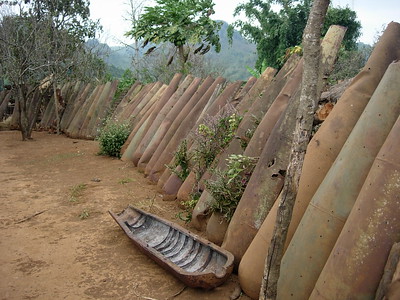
(177, 191), (201, 223)
(69, 183), (87, 202)
(79, 209), (90, 220)
(118, 177), (134, 184)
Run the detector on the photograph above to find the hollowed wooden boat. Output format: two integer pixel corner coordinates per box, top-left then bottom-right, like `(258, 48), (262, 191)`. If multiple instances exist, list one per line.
(109, 205), (234, 289)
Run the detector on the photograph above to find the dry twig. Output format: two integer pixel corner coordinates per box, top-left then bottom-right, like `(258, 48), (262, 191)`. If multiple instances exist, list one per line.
(15, 210), (47, 224)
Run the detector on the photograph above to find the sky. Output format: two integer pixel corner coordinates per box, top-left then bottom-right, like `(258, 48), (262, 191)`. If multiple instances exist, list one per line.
(90, 0), (399, 46)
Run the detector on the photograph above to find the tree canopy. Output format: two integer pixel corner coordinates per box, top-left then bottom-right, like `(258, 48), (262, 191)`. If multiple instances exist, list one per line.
(229, 0), (361, 70)
(125, 0), (222, 70)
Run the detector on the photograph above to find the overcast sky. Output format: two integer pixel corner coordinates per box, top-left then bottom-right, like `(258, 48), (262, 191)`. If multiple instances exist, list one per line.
(90, 0), (399, 46)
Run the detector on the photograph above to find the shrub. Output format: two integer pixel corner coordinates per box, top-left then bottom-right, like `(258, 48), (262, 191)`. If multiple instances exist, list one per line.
(205, 154), (258, 221)
(191, 109), (243, 182)
(97, 118), (131, 158)
(173, 108), (243, 223)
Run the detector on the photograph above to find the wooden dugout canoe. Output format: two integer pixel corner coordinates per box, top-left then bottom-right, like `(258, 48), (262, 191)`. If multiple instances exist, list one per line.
(109, 206), (234, 289)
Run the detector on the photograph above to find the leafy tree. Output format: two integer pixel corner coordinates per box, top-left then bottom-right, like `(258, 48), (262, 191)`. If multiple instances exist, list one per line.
(322, 6), (360, 50)
(229, 0), (361, 70)
(0, 0), (103, 140)
(132, 43), (223, 84)
(125, 0), (222, 72)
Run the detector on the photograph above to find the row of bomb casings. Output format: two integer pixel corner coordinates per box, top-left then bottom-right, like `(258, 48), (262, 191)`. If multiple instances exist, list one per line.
(118, 23), (400, 300)
(238, 22), (400, 300)
(0, 79), (120, 137)
(3, 22), (399, 300)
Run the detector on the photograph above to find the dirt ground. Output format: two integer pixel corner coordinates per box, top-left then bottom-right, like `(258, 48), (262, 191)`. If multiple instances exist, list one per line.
(0, 130), (249, 300)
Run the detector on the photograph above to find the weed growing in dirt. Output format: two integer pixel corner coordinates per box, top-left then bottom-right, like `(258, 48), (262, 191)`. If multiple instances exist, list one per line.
(118, 177), (134, 184)
(79, 209), (90, 220)
(97, 118), (131, 158)
(205, 154), (258, 221)
(177, 192), (201, 223)
(69, 183), (87, 202)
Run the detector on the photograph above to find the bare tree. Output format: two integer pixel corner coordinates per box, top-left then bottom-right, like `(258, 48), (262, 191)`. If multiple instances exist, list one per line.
(0, 0), (103, 140)
(124, 0), (149, 79)
(259, 1), (331, 299)
(0, 6), (49, 140)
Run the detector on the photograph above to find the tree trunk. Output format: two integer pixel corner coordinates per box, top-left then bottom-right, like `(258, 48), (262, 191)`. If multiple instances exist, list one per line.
(178, 45), (188, 73)
(17, 85), (31, 141)
(259, 1), (330, 299)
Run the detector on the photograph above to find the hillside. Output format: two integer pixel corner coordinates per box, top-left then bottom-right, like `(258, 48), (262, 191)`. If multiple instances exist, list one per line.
(206, 21), (258, 81)
(95, 21), (257, 81)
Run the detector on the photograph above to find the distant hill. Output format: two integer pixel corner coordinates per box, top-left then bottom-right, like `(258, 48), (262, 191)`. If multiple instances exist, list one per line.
(89, 21), (257, 81)
(205, 21), (257, 81)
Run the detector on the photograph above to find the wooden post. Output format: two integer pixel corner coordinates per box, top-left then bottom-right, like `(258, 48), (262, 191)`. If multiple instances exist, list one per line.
(259, 1), (330, 299)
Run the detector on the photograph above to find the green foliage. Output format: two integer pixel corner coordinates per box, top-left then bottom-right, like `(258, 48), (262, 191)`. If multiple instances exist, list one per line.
(126, 0), (222, 71)
(278, 45), (303, 66)
(322, 6), (361, 51)
(167, 139), (191, 181)
(97, 118), (131, 158)
(168, 111), (243, 187)
(112, 69), (136, 107)
(0, 0), (103, 81)
(191, 112), (243, 181)
(116, 69), (136, 97)
(177, 192), (200, 223)
(245, 59), (269, 78)
(175, 110), (243, 223)
(0, 0), (104, 139)
(240, 114), (262, 150)
(105, 21), (257, 82)
(206, 154), (258, 221)
(230, 0), (362, 69)
(23, 0), (99, 41)
(328, 43), (372, 83)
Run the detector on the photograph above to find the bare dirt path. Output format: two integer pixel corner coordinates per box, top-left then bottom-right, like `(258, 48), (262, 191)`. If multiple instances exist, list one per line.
(0, 131), (247, 300)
